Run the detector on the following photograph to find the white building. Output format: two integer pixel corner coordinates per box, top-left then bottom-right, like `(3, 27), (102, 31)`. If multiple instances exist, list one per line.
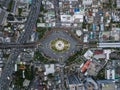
(94, 54), (106, 60)
(98, 43), (120, 48)
(84, 50), (93, 59)
(82, 0), (93, 5)
(83, 34), (88, 43)
(73, 14), (84, 23)
(60, 14), (84, 27)
(18, 0), (32, 4)
(44, 64), (55, 75)
(106, 69), (115, 80)
(23, 79), (30, 87)
(104, 49), (112, 60)
(116, 0), (120, 8)
(76, 30), (82, 37)
(60, 15), (73, 23)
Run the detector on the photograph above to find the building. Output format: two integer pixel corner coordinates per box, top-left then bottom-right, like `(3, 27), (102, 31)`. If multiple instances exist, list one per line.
(101, 0), (109, 4)
(44, 64), (55, 75)
(18, 0), (32, 4)
(100, 23), (104, 31)
(73, 14), (84, 23)
(93, 54), (106, 60)
(110, 52), (120, 60)
(98, 43), (120, 48)
(44, 1), (54, 9)
(60, 15), (73, 23)
(76, 30), (82, 37)
(7, 16), (27, 23)
(103, 49), (111, 60)
(116, 0), (120, 8)
(0, 8), (7, 25)
(67, 74), (85, 90)
(97, 80), (116, 90)
(87, 60), (102, 76)
(84, 50), (93, 59)
(23, 79), (30, 87)
(85, 78), (99, 90)
(99, 30), (120, 42)
(105, 60), (120, 80)
(106, 69), (115, 80)
(82, 0), (93, 6)
(81, 60), (91, 73)
(94, 50), (103, 55)
(92, 23), (96, 31)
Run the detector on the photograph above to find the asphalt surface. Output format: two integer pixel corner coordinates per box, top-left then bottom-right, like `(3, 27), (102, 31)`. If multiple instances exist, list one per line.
(0, 42), (37, 49)
(40, 30), (81, 61)
(0, 0), (42, 89)
(1, 0), (12, 9)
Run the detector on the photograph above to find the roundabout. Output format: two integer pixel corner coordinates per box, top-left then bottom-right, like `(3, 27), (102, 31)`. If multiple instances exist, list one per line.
(39, 29), (81, 60)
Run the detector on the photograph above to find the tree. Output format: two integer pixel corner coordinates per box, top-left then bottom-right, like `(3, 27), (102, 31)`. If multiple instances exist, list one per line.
(36, 27), (46, 39)
(34, 50), (48, 63)
(18, 8), (22, 16)
(7, 0), (13, 11)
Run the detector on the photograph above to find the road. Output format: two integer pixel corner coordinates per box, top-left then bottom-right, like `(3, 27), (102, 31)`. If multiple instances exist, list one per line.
(0, 0), (42, 89)
(85, 78), (99, 90)
(50, 0), (61, 26)
(0, 0), (12, 9)
(0, 42), (38, 49)
(40, 30), (81, 60)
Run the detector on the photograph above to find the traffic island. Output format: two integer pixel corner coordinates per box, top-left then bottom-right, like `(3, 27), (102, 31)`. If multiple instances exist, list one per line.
(50, 38), (70, 53)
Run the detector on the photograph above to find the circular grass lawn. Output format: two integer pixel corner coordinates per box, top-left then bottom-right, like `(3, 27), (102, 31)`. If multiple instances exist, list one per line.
(50, 38), (70, 52)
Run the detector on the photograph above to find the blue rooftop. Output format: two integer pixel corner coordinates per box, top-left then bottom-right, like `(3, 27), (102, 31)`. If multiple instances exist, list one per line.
(74, 8), (79, 12)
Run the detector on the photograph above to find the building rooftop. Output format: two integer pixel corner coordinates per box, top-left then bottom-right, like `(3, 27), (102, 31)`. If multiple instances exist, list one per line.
(97, 80), (116, 90)
(116, 0), (120, 8)
(0, 8), (7, 25)
(67, 74), (81, 85)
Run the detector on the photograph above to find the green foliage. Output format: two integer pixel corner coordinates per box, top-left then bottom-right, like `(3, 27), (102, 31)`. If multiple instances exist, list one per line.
(34, 50), (55, 63)
(18, 8), (22, 16)
(36, 27), (46, 39)
(96, 68), (105, 79)
(66, 49), (86, 64)
(40, 5), (44, 11)
(37, 18), (40, 23)
(7, 0), (13, 11)
(47, 73), (54, 78)
(34, 50), (48, 63)
(82, 22), (87, 29)
(14, 70), (24, 87)
(13, 65), (34, 88)
(24, 65), (34, 80)
(3, 54), (10, 58)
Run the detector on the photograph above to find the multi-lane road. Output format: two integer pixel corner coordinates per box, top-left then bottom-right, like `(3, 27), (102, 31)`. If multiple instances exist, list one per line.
(0, 0), (12, 9)
(0, 42), (38, 49)
(0, 0), (42, 89)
